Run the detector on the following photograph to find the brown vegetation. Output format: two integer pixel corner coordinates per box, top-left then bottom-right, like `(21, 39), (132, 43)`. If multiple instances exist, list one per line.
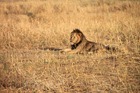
(0, 0), (140, 92)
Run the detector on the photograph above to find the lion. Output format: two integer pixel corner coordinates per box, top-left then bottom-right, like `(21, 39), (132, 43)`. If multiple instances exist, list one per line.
(62, 29), (115, 54)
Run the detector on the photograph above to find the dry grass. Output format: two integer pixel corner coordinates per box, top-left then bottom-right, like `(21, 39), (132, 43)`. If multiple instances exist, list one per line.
(0, 0), (140, 93)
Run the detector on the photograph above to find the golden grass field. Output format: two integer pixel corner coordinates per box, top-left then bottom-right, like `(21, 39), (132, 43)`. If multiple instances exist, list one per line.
(0, 0), (140, 93)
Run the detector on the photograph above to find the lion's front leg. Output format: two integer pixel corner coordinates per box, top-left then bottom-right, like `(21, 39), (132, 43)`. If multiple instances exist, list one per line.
(60, 48), (81, 54)
(60, 48), (71, 53)
(63, 48), (72, 52)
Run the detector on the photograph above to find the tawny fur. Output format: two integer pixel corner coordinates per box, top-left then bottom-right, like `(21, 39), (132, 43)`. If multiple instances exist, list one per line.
(62, 29), (115, 54)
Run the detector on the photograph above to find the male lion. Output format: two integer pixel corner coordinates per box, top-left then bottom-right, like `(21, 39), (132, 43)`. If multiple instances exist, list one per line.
(62, 29), (115, 54)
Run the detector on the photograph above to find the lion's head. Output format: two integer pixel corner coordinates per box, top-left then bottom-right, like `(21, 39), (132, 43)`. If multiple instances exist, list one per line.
(70, 29), (86, 49)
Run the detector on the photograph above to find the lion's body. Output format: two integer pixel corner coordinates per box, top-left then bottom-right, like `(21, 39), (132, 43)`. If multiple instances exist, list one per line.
(63, 29), (115, 54)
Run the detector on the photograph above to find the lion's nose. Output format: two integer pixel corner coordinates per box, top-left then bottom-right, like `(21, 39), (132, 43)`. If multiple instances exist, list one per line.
(70, 42), (74, 45)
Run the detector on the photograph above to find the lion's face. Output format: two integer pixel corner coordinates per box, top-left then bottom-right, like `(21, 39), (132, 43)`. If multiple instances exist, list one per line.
(70, 29), (86, 50)
(70, 32), (82, 45)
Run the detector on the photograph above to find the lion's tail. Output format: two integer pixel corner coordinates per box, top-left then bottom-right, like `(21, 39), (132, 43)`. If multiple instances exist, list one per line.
(39, 47), (62, 51)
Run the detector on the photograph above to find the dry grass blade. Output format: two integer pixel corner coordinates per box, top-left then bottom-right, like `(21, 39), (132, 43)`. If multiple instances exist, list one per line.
(0, 0), (140, 93)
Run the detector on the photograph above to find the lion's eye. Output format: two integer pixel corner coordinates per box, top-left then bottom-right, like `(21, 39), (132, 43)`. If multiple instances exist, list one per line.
(70, 36), (73, 41)
(70, 36), (73, 42)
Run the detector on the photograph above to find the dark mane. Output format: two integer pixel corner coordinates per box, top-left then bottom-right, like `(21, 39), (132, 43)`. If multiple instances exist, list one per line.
(70, 29), (85, 50)
(72, 29), (83, 34)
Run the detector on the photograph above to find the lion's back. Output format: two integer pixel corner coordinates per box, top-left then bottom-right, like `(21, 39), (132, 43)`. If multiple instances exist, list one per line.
(83, 41), (106, 52)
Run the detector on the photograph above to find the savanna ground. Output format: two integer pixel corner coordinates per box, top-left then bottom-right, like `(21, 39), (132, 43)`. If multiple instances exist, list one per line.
(0, 0), (140, 93)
